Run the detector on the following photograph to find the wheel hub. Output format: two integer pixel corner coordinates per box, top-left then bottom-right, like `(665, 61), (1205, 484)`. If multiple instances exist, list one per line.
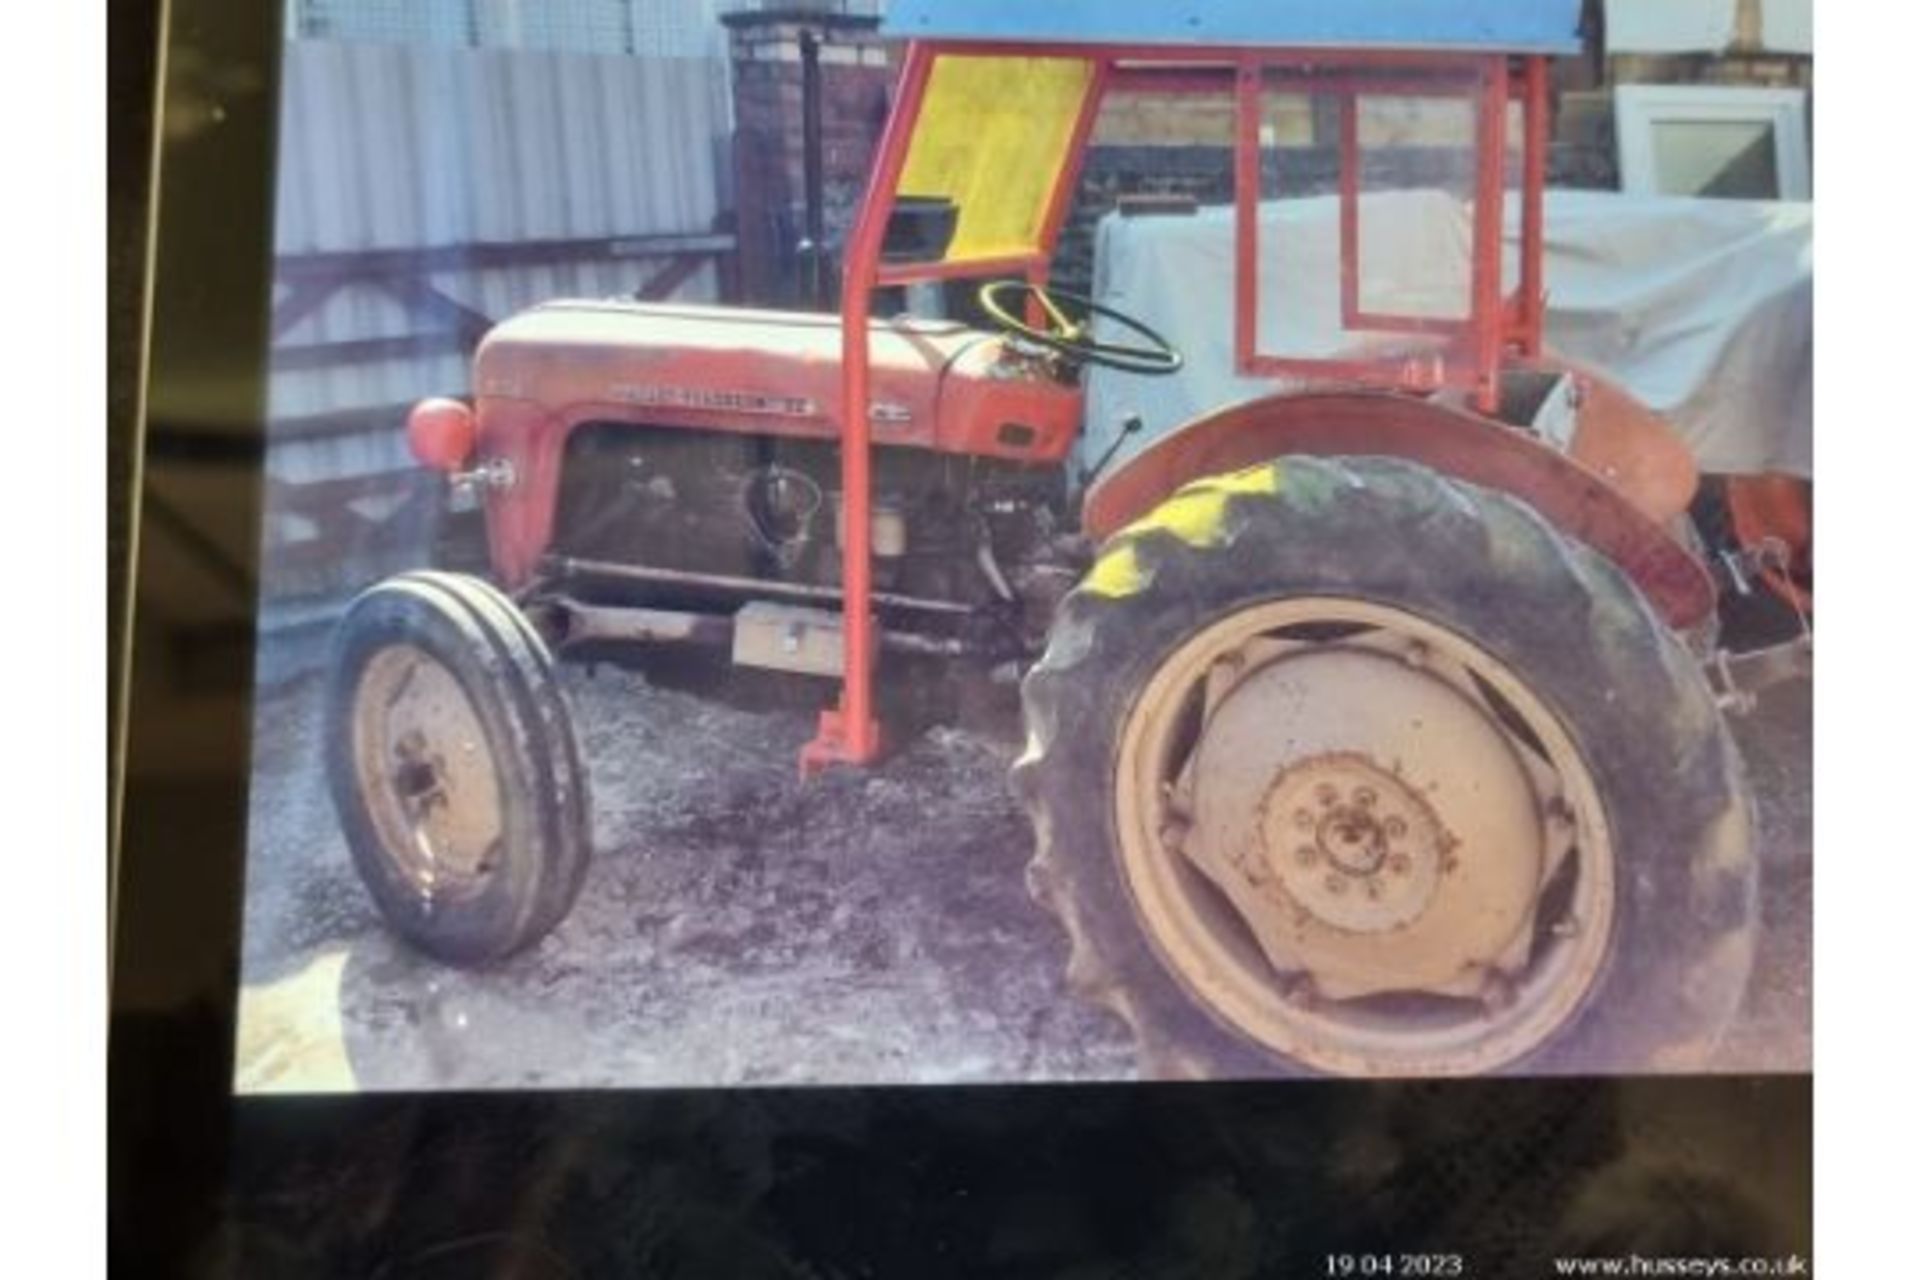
(352, 644), (505, 900)
(1261, 753), (1446, 934)
(1182, 641), (1547, 1002)
(392, 731), (449, 812)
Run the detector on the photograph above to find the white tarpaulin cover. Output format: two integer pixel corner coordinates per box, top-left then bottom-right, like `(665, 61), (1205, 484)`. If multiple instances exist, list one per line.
(1085, 189), (1812, 479)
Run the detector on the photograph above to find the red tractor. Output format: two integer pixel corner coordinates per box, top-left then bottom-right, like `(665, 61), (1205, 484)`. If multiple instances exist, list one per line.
(325, 1), (1804, 1077)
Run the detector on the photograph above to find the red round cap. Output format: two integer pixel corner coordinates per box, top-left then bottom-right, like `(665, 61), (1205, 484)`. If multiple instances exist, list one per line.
(406, 397), (477, 471)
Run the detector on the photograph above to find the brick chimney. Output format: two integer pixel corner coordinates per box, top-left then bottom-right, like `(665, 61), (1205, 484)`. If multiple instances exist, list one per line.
(723, 7), (895, 307)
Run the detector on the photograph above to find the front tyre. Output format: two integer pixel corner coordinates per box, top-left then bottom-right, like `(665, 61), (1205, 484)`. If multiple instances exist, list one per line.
(1016, 457), (1756, 1077)
(325, 571), (591, 965)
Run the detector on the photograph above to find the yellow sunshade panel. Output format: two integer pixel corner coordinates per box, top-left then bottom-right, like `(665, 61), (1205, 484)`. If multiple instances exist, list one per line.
(899, 55), (1096, 263)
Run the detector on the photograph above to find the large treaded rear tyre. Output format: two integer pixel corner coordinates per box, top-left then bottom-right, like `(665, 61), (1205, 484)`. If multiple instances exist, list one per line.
(325, 570), (591, 965)
(1015, 456), (1757, 1077)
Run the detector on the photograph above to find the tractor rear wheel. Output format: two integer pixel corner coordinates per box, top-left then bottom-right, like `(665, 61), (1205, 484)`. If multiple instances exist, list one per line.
(325, 570), (591, 965)
(1016, 456), (1756, 1077)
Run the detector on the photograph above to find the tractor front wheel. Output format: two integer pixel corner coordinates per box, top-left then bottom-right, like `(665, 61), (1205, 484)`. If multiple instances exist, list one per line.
(1016, 456), (1756, 1077)
(325, 570), (591, 965)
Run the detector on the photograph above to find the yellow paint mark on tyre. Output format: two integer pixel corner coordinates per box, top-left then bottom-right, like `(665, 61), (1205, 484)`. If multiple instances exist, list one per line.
(1188, 461), (1283, 500)
(1086, 465), (1285, 598)
(1082, 542), (1146, 599)
(1119, 463), (1283, 549)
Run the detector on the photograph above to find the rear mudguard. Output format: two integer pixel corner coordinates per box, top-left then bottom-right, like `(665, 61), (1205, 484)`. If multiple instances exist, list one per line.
(1081, 389), (1715, 631)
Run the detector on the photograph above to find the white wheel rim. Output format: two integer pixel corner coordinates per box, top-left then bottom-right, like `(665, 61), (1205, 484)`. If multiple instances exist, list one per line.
(351, 642), (507, 904)
(1113, 597), (1615, 1076)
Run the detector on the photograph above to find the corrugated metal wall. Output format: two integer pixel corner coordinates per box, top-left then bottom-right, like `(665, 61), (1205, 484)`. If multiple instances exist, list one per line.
(263, 40), (734, 598)
(270, 40), (730, 430)
(289, 0), (740, 59)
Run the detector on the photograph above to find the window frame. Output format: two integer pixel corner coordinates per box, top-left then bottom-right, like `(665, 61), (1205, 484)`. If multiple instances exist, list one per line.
(1614, 84), (1811, 200)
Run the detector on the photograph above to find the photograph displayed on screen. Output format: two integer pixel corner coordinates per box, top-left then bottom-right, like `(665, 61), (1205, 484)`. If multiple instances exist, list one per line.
(233, 0), (1812, 1093)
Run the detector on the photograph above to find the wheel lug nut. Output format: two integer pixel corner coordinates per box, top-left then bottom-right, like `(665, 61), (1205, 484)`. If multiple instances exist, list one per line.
(1384, 816), (1408, 839)
(1294, 846), (1318, 868)
(1479, 971), (1517, 1015)
(1354, 787), (1376, 809)
(1387, 853), (1411, 876)
(1282, 975), (1320, 1009)
(1315, 783), (1339, 807)
(1323, 874), (1347, 896)
(1293, 809), (1315, 830)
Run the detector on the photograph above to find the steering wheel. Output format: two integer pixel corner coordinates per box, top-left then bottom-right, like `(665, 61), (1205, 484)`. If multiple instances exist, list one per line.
(977, 280), (1183, 377)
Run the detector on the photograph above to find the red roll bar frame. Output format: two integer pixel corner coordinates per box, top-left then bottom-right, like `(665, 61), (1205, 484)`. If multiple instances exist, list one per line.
(803, 42), (1552, 770)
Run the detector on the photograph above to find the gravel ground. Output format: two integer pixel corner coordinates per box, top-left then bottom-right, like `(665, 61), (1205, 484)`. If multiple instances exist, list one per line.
(234, 629), (1810, 1092)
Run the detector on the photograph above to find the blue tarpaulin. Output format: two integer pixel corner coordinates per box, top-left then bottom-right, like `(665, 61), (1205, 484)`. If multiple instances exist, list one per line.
(881, 0), (1584, 55)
